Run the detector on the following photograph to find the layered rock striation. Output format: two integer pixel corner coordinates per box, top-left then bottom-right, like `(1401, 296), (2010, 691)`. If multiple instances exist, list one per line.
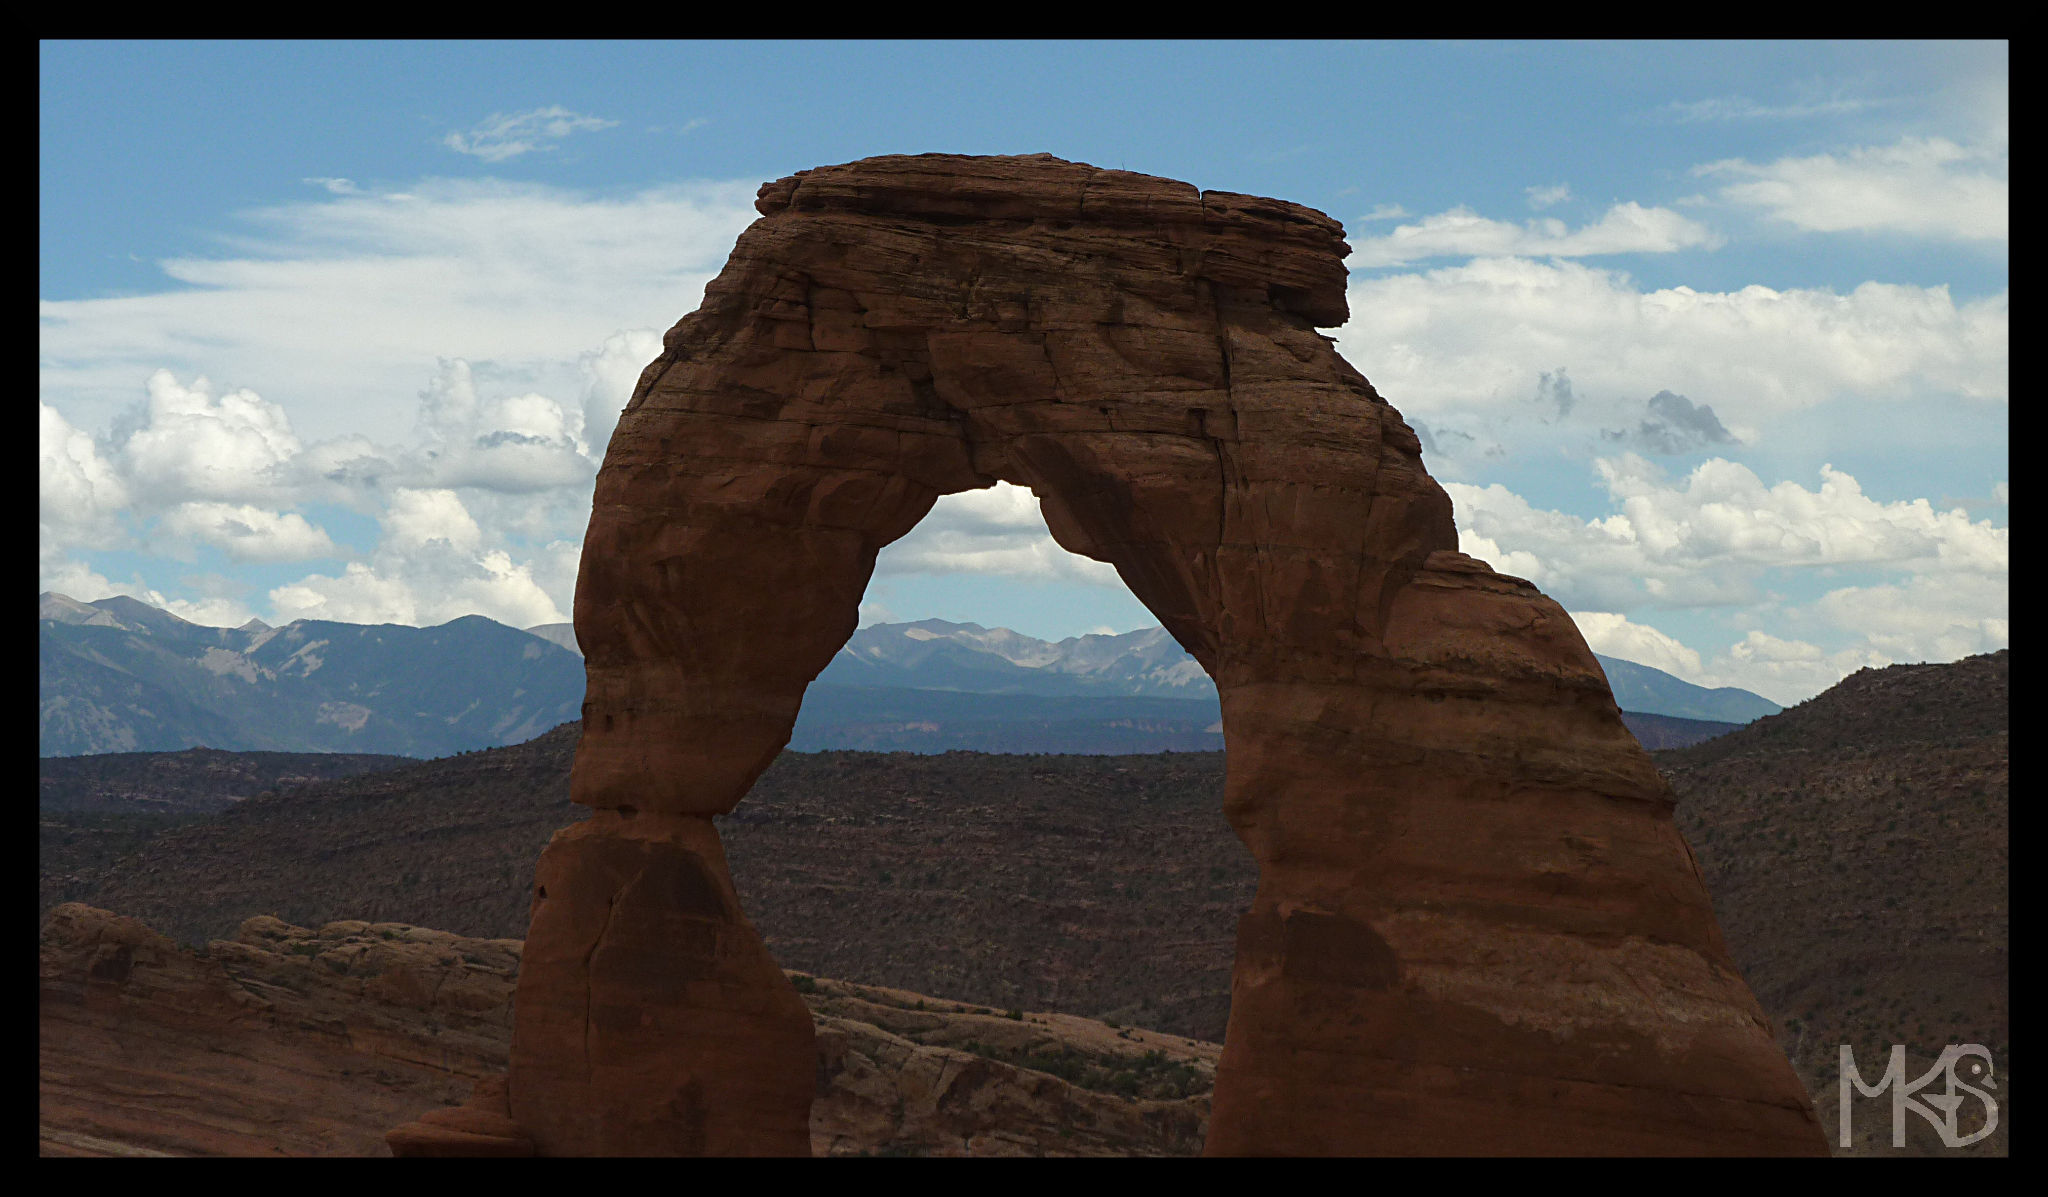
(39, 904), (513, 1156)
(477, 153), (1824, 1155)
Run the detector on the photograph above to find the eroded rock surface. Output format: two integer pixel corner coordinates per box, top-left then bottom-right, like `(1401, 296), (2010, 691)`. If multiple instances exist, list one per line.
(39, 903), (511, 1156)
(495, 152), (1825, 1155)
(39, 905), (1213, 1157)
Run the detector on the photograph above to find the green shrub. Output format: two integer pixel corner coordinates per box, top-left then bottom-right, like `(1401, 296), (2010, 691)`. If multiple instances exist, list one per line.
(789, 974), (818, 994)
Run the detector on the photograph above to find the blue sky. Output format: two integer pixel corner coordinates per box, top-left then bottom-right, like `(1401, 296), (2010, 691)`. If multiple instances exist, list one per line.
(40, 40), (2007, 704)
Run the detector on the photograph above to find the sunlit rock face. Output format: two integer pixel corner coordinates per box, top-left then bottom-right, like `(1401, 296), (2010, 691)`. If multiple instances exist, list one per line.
(477, 153), (1825, 1157)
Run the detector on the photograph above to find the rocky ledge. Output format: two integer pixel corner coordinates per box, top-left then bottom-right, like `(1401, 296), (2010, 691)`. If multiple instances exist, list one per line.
(38, 903), (1214, 1157)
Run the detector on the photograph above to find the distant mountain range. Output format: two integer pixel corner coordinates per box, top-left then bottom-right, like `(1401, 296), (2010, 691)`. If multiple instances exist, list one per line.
(39, 592), (583, 758)
(541, 615), (1781, 725)
(43, 594), (1771, 758)
(800, 620), (1762, 751)
(823, 621), (1214, 699)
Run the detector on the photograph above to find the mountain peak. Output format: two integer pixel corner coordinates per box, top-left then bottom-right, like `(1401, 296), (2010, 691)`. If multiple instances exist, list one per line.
(1592, 654), (1781, 723)
(439, 614), (505, 629)
(40, 592), (120, 628)
(900, 617), (989, 634)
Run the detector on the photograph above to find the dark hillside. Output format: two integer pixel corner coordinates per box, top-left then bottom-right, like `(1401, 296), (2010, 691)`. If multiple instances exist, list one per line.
(1658, 650), (2008, 1156)
(39, 727), (1250, 1041)
(40, 746), (416, 815)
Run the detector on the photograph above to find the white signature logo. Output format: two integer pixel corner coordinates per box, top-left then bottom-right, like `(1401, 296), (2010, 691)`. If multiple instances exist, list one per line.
(1839, 1044), (1999, 1148)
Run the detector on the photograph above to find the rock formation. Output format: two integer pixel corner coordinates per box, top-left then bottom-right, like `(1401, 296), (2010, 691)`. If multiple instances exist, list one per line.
(39, 903), (513, 1156)
(457, 153), (1824, 1155)
(40, 904), (1214, 1157)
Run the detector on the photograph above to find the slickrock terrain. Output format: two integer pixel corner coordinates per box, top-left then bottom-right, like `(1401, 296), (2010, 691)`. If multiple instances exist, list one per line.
(40, 904), (1214, 1157)
(39, 904), (505, 1156)
(515, 151), (1821, 1155)
(800, 978), (1213, 1156)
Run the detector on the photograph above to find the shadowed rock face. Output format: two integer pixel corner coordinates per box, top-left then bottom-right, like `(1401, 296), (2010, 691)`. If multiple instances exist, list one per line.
(482, 153), (1826, 1156)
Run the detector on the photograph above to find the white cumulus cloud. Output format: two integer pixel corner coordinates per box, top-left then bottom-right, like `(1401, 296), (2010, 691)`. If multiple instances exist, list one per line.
(38, 558), (141, 606)
(120, 370), (303, 505)
(577, 328), (663, 460)
(155, 502), (339, 563)
(1338, 258), (2007, 428)
(1450, 455), (2007, 614)
(269, 562), (424, 626)
(155, 593), (262, 628)
(1569, 611), (1705, 681)
(1813, 573), (2009, 665)
(1699, 631), (1895, 709)
(414, 358), (594, 493)
(380, 487), (484, 556)
(267, 487), (566, 628)
(1449, 456), (2007, 704)
(40, 401), (129, 550)
(877, 482), (1124, 586)
(1595, 455), (2007, 575)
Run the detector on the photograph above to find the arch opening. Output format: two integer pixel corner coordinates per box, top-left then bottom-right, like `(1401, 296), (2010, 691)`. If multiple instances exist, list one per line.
(793, 480), (1225, 755)
(724, 482), (1246, 1049)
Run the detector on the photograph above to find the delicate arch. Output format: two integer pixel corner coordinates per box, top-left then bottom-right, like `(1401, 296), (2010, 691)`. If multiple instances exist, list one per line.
(416, 155), (1825, 1156)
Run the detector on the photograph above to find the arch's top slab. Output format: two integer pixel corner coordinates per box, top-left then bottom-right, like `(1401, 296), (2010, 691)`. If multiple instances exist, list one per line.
(749, 152), (1351, 326)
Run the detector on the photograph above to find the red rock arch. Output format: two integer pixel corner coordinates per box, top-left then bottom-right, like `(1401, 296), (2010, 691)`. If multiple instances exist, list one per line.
(459, 156), (1823, 1155)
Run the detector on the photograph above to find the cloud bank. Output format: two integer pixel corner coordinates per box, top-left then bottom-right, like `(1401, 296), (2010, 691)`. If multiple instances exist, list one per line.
(1337, 258), (2007, 427)
(1696, 135), (2008, 243)
(1350, 203), (1722, 268)
(39, 176), (760, 443)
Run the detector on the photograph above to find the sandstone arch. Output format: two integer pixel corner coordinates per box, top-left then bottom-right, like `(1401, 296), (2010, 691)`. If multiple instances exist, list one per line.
(438, 155), (1826, 1155)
